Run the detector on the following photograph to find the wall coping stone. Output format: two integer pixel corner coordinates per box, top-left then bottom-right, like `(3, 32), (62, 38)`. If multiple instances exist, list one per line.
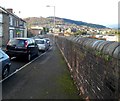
(65, 36), (120, 59)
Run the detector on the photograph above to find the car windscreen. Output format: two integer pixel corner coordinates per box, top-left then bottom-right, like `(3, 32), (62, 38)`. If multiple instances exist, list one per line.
(8, 39), (25, 47)
(35, 40), (45, 44)
(45, 38), (50, 41)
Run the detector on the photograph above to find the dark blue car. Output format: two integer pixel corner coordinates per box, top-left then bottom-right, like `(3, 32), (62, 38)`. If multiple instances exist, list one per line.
(0, 49), (11, 79)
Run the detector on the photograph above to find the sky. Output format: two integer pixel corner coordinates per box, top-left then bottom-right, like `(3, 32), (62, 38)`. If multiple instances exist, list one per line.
(0, 0), (119, 27)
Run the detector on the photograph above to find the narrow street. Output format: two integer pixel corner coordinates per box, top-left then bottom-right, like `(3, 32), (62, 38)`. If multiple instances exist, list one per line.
(2, 42), (80, 99)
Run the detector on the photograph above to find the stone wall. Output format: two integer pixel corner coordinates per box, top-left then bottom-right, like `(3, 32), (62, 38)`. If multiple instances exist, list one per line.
(55, 36), (120, 100)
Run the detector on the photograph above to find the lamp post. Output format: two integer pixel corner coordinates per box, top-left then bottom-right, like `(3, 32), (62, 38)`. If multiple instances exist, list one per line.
(46, 5), (55, 33)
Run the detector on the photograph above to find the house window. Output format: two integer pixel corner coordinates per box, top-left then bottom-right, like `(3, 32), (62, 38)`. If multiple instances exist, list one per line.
(20, 31), (23, 37)
(9, 15), (13, 26)
(19, 20), (24, 26)
(0, 25), (2, 37)
(17, 20), (19, 27)
(9, 30), (14, 39)
(15, 19), (17, 26)
(0, 14), (2, 23)
(23, 22), (26, 28)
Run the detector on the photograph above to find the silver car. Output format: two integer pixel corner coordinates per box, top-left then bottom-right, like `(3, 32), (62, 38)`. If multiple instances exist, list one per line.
(44, 38), (51, 46)
(35, 39), (49, 52)
(0, 49), (11, 79)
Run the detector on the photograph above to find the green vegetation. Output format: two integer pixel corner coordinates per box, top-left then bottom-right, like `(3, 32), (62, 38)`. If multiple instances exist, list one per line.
(104, 55), (112, 61)
(55, 50), (80, 99)
(95, 51), (102, 57)
(57, 72), (80, 99)
(117, 30), (120, 35)
(95, 51), (112, 61)
(74, 30), (87, 36)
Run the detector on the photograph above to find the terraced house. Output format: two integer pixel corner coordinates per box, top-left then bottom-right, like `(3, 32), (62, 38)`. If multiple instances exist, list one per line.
(0, 6), (27, 46)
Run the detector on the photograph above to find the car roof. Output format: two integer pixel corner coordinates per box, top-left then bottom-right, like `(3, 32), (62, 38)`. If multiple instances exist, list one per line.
(13, 37), (32, 40)
(35, 38), (46, 41)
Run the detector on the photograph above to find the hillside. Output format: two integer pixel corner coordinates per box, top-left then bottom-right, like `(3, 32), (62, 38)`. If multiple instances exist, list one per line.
(60, 17), (107, 28)
(24, 16), (107, 29)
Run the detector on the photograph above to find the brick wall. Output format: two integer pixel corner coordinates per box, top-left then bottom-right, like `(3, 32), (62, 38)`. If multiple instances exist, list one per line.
(56, 36), (120, 100)
(2, 13), (9, 46)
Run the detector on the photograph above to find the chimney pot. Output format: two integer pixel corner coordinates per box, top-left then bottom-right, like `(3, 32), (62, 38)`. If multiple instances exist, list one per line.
(7, 9), (13, 13)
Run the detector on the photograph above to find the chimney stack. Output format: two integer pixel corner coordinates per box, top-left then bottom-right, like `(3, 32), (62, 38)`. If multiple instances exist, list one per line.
(7, 8), (13, 13)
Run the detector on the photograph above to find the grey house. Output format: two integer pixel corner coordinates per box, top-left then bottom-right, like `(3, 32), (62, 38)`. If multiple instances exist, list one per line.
(0, 6), (27, 47)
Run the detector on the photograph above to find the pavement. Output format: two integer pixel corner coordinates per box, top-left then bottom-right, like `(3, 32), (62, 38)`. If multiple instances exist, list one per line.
(2, 43), (81, 99)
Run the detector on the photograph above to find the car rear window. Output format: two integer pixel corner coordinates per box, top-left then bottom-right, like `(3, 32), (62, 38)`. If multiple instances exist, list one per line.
(35, 40), (45, 44)
(8, 39), (26, 47)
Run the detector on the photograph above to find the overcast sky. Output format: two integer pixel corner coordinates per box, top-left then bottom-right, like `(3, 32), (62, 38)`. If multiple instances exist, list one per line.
(0, 0), (119, 26)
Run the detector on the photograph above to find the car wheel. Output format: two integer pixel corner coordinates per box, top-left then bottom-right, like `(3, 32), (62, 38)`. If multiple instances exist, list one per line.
(2, 66), (9, 79)
(36, 50), (39, 56)
(42, 50), (45, 53)
(28, 54), (31, 61)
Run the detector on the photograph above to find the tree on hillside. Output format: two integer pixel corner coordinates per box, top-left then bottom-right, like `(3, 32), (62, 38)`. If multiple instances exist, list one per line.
(74, 30), (87, 36)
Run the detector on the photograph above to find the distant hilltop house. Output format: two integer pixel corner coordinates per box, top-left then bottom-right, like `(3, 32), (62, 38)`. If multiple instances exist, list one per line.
(0, 6), (27, 46)
(29, 26), (43, 36)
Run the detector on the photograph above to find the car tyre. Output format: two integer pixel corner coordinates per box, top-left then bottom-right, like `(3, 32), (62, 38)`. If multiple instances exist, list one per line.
(36, 50), (39, 56)
(2, 66), (9, 79)
(28, 54), (31, 61)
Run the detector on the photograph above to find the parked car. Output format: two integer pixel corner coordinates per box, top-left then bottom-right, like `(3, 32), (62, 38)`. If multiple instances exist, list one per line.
(6, 38), (39, 61)
(44, 38), (51, 46)
(34, 39), (49, 52)
(0, 49), (11, 79)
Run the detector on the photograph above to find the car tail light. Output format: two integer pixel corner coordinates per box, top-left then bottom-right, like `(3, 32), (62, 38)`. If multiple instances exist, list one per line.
(24, 41), (28, 48)
(5, 47), (8, 51)
(7, 41), (10, 45)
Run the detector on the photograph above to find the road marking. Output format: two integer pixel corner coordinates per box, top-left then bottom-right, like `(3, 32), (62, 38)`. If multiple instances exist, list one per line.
(0, 52), (46, 83)
(49, 46), (52, 50)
